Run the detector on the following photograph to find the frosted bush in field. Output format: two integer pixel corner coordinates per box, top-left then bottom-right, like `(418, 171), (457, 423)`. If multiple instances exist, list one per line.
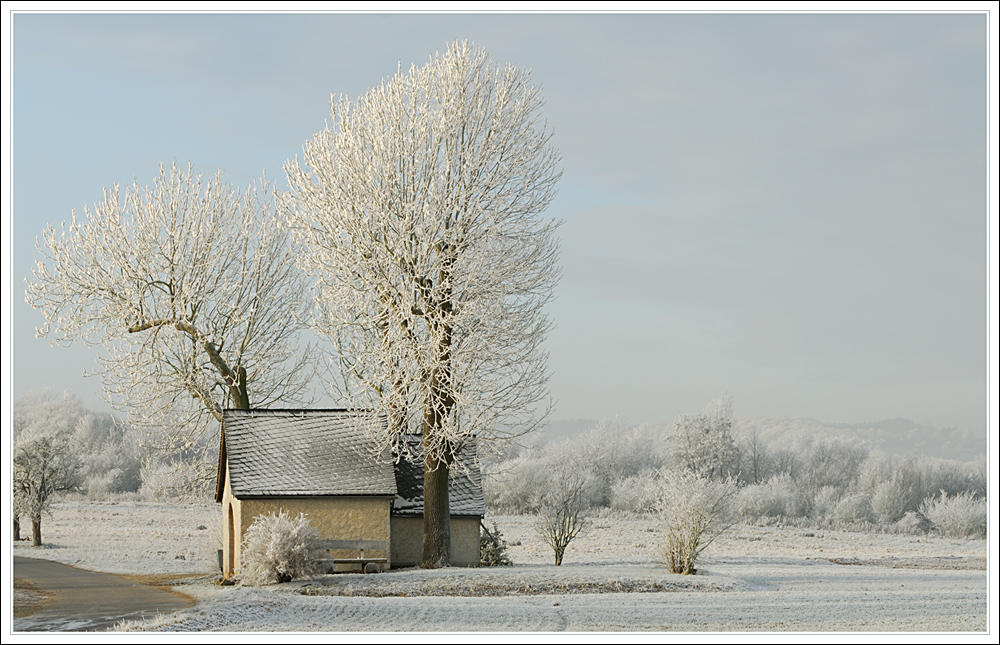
(921, 492), (987, 539)
(536, 465), (592, 565)
(240, 510), (323, 585)
(870, 479), (917, 523)
(484, 454), (550, 514)
(657, 469), (738, 574)
(736, 473), (808, 521)
(831, 491), (873, 525)
(810, 485), (843, 522)
(564, 419), (662, 506)
(891, 511), (931, 535)
(969, 455), (987, 499)
(610, 470), (662, 513)
(796, 437), (870, 494)
(923, 457), (984, 499)
(860, 456), (923, 522)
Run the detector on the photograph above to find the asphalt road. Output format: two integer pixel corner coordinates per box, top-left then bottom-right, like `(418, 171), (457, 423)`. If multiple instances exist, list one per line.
(13, 556), (194, 632)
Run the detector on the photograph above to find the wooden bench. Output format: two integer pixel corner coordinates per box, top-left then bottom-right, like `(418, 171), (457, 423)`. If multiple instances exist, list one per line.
(315, 539), (389, 573)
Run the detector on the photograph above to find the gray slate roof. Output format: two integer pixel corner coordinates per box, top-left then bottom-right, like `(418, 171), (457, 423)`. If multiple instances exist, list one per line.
(222, 409), (396, 498)
(392, 437), (485, 517)
(219, 409), (484, 518)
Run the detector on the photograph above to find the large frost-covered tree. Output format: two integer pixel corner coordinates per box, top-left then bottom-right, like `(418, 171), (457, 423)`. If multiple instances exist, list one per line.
(26, 163), (315, 478)
(13, 433), (81, 547)
(666, 392), (740, 481)
(285, 40), (561, 567)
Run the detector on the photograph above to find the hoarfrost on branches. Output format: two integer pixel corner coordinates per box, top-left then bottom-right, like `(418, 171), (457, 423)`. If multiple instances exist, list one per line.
(921, 492), (987, 539)
(285, 40), (561, 567)
(14, 389), (142, 504)
(657, 469), (738, 575)
(13, 434), (82, 546)
(12, 390), (85, 545)
(536, 466), (591, 566)
(239, 510), (323, 586)
(666, 392), (739, 481)
(26, 163), (316, 476)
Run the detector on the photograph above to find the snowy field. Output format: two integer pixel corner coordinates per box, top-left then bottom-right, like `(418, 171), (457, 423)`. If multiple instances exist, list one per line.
(10, 501), (993, 634)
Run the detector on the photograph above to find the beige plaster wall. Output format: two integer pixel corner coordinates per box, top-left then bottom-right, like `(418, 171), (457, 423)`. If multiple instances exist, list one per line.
(241, 496), (392, 572)
(389, 516), (423, 567)
(220, 469), (392, 576)
(240, 496), (391, 542)
(390, 516), (481, 567)
(451, 517), (482, 566)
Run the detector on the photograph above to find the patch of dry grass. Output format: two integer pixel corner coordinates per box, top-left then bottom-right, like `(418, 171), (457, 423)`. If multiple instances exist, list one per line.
(291, 566), (740, 598)
(825, 556), (986, 570)
(13, 577), (49, 618)
(116, 571), (204, 606)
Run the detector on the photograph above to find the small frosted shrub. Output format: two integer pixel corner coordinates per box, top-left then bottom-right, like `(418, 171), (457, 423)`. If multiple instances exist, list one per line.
(870, 478), (916, 523)
(891, 511), (931, 535)
(736, 474), (807, 521)
(480, 522), (513, 566)
(864, 459), (922, 522)
(536, 468), (591, 566)
(658, 469), (738, 575)
(831, 491), (873, 525)
(811, 486), (842, 522)
(921, 492), (987, 539)
(240, 510), (322, 585)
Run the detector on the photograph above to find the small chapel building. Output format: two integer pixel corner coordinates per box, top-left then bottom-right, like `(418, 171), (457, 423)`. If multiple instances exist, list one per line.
(215, 408), (484, 577)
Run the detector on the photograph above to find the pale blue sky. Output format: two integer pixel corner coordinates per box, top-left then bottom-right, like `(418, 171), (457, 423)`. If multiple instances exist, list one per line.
(7, 11), (993, 434)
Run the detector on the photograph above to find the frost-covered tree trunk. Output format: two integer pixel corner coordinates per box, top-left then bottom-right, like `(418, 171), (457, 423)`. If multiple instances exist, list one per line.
(26, 164), (314, 478)
(422, 275), (456, 568)
(422, 458), (452, 568)
(286, 40), (561, 568)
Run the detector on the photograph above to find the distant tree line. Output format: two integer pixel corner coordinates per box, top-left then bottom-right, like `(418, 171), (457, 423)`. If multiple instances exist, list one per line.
(485, 393), (988, 556)
(12, 389), (219, 545)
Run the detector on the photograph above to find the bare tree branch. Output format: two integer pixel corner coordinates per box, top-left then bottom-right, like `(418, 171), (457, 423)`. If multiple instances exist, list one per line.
(26, 163), (316, 475)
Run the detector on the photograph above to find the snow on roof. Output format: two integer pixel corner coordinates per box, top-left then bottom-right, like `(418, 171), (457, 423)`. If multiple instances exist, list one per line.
(222, 409), (396, 498)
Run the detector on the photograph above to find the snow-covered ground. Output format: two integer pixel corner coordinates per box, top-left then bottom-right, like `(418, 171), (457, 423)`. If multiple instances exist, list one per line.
(10, 501), (993, 634)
